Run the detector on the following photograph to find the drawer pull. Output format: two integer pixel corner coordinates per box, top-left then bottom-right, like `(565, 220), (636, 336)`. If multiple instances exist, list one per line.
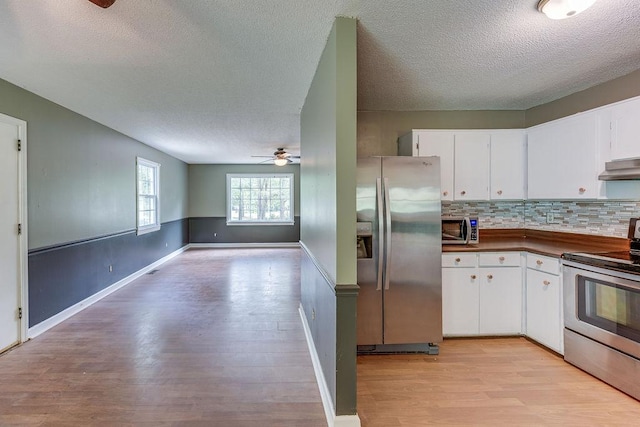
(460, 190), (466, 196)
(470, 275), (477, 280)
(536, 260), (543, 266)
(443, 191), (449, 196)
(487, 274), (493, 280)
(498, 256), (505, 262)
(497, 190), (503, 195)
(543, 280), (550, 286)
(579, 187), (586, 194)
(455, 257), (461, 263)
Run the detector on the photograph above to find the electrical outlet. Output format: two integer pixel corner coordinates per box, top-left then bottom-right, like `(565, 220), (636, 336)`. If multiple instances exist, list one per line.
(546, 212), (557, 224)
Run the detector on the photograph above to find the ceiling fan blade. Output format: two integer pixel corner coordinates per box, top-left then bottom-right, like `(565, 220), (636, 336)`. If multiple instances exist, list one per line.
(88, 0), (117, 8)
(251, 155), (276, 158)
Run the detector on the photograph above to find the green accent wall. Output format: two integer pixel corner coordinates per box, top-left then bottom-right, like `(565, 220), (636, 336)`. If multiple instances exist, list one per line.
(300, 17), (358, 417)
(0, 78), (188, 250)
(188, 163), (300, 217)
(525, 69), (640, 127)
(358, 110), (525, 157)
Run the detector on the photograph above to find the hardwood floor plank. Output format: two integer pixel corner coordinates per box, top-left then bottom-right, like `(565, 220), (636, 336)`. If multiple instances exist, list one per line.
(358, 337), (640, 426)
(0, 248), (326, 427)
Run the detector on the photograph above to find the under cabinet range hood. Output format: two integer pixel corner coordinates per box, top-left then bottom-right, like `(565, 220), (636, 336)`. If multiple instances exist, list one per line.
(598, 159), (640, 181)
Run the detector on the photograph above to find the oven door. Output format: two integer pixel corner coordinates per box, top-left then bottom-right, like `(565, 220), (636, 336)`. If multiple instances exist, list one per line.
(564, 263), (640, 360)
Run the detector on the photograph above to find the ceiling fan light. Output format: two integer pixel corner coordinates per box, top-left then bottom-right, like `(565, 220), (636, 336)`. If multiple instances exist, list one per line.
(537, 0), (597, 20)
(274, 158), (288, 166)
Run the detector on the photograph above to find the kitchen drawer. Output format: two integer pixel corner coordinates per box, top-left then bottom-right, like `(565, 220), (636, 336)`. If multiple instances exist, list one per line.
(478, 252), (521, 267)
(526, 253), (560, 276)
(442, 253), (477, 268)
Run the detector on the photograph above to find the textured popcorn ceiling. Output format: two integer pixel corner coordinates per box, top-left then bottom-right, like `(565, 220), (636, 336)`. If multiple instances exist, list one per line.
(0, 0), (639, 163)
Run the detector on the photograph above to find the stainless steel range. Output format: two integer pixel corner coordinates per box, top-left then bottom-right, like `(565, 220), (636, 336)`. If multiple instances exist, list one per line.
(562, 218), (640, 401)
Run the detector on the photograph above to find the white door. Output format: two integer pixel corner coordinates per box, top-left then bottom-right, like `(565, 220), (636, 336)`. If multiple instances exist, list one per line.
(0, 117), (21, 352)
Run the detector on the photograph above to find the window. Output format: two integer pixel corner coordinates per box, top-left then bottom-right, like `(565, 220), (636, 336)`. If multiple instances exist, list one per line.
(136, 157), (160, 235)
(227, 173), (294, 225)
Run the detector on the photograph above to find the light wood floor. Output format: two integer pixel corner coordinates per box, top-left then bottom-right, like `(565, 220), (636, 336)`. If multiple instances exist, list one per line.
(0, 248), (326, 426)
(358, 337), (640, 426)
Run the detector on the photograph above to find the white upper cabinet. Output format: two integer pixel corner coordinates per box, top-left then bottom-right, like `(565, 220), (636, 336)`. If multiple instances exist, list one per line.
(610, 97), (640, 161)
(527, 112), (599, 199)
(454, 133), (490, 201)
(411, 131), (455, 200)
(490, 131), (526, 200)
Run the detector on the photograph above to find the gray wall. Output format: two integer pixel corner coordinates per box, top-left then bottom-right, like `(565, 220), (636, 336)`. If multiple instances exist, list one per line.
(0, 77), (189, 327)
(300, 17), (358, 417)
(188, 163), (301, 243)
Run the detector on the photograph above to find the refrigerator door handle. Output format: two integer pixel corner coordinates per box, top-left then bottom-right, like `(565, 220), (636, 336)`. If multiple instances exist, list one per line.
(376, 178), (384, 291)
(464, 217), (471, 244)
(384, 177), (392, 290)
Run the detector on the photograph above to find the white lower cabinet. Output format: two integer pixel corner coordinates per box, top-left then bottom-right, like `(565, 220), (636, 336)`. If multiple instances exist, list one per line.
(479, 266), (522, 335)
(442, 252), (522, 337)
(525, 262), (563, 354)
(442, 266), (480, 335)
(443, 251), (563, 353)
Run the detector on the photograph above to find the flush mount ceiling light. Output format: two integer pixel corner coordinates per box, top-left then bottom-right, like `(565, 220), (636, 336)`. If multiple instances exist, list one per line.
(537, 0), (597, 19)
(88, 0), (117, 8)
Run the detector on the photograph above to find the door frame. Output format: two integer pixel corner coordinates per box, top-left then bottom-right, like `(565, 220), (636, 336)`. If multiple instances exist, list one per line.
(0, 112), (28, 344)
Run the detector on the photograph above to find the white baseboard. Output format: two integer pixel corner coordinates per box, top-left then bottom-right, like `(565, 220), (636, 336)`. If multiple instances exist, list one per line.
(27, 245), (189, 339)
(298, 304), (361, 427)
(189, 242), (300, 248)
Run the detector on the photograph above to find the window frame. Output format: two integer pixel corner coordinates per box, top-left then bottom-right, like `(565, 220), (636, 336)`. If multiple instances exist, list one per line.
(136, 157), (161, 235)
(226, 173), (295, 226)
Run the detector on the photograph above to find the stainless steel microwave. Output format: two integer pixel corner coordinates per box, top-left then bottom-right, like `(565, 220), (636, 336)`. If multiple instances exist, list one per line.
(442, 216), (479, 245)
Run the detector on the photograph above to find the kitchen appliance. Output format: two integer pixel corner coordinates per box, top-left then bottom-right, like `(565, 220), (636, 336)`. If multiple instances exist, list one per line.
(356, 156), (442, 354)
(442, 216), (479, 245)
(598, 158), (640, 181)
(562, 218), (640, 400)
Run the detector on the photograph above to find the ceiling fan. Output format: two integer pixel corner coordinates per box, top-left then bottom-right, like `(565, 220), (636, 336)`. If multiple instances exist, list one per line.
(88, 0), (117, 8)
(252, 148), (300, 166)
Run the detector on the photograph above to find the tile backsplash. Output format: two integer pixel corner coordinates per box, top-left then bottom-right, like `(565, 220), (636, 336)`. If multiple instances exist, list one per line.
(443, 200), (640, 238)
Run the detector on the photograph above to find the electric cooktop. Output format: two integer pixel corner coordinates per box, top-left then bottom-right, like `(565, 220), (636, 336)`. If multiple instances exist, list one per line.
(562, 251), (640, 276)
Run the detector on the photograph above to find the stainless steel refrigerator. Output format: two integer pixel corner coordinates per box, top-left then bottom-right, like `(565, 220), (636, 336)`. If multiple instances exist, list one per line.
(356, 156), (442, 353)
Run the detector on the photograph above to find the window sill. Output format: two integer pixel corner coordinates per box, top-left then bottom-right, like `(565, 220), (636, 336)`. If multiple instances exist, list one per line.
(226, 221), (295, 226)
(137, 224), (161, 235)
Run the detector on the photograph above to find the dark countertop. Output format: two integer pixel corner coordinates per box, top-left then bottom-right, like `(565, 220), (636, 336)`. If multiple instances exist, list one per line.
(442, 229), (630, 258)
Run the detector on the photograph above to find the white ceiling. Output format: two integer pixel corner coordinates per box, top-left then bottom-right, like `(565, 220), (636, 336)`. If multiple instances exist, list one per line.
(1, 0), (639, 164)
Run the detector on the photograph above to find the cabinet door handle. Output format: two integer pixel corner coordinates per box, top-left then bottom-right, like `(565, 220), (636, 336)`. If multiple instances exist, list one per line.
(455, 257), (461, 263)
(443, 191), (448, 196)
(536, 260), (543, 266)
(579, 187), (586, 194)
(487, 274), (493, 280)
(460, 190), (466, 196)
(470, 275), (477, 280)
(497, 190), (503, 195)
(498, 256), (505, 262)
(543, 280), (551, 286)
